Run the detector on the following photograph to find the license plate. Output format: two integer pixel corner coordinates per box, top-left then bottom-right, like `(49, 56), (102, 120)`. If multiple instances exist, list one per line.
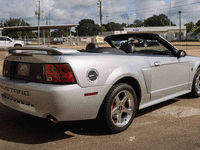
(17, 63), (31, 76)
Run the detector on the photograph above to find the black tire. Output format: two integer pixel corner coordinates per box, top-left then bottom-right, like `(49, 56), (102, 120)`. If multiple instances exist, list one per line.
(97, 83), (137, 133)
(191, 68), (200, 97)
(14, 45), (22, 47)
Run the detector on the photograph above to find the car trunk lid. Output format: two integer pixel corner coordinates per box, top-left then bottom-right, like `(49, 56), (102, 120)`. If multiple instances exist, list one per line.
(3, 47), (78, 84)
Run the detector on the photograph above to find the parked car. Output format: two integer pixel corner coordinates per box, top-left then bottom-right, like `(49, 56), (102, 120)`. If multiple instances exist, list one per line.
(0, 33), (200, 133)
(0, 36), (24, 47)
(114, 40), (127, 46)
(50, 37), (65, 44)
(128, 37), (159, 47)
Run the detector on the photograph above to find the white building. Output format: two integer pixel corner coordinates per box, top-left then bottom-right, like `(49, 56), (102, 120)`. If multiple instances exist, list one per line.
(124, 26), (186, 41)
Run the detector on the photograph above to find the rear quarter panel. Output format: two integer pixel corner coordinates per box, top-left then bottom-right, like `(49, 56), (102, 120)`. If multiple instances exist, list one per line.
(59, 54), (151, 102)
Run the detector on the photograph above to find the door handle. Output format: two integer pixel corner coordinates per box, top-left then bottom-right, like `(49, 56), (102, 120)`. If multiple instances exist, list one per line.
(154, 61), (160, 66)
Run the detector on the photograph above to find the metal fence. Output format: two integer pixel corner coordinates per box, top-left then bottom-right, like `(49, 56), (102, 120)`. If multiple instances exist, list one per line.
(15, 36), (104, 46)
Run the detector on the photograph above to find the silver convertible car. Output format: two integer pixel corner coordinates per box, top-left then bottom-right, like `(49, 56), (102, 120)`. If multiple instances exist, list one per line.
(0, 33), (200, 133)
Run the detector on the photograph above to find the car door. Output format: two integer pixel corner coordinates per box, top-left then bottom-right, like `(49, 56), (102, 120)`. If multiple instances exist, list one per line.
(0, 37), (6, 47)
(149, 54), (190, 100)
(5, 38), (13, 47)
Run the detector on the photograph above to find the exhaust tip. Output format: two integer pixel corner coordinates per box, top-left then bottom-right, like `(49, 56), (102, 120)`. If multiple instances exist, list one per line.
(47, 115), (59, 124)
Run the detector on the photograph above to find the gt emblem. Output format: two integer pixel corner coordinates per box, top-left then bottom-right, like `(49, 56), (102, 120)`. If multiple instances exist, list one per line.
(87, 69), (99, 82)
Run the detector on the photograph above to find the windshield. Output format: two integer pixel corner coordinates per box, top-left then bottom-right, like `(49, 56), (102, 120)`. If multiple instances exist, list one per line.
(111, 36), (172, 55)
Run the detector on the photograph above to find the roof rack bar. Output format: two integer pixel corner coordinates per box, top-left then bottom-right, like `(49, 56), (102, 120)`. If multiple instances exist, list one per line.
(6, 47), (63, 55)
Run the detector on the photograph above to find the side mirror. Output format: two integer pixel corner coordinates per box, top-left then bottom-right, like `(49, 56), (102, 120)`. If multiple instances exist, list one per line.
(177, 50), (187, 57)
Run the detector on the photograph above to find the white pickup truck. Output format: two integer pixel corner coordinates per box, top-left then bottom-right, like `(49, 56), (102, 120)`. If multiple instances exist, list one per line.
(0, 36), (24, 47)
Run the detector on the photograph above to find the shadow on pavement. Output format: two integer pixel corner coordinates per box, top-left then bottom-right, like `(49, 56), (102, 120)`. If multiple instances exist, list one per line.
(0, 98), (185, 144)
(136, 99), (179, 117)
(0, 104), (108, 144)
(0, 104), (73, 144)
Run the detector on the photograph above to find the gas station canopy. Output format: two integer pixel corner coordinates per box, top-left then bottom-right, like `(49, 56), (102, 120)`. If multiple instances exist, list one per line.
(3, 24), (78, 31)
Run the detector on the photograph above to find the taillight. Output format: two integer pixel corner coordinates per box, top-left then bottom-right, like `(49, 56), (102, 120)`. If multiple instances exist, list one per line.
(45, 64), (76, 84)
(3, 60), (7, 76)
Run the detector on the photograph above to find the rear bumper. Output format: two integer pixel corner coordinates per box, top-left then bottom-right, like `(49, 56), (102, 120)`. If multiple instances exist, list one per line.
(0, 75), (111, 121)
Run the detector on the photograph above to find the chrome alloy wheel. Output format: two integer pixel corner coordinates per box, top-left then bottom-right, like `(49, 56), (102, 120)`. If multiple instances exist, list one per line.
(195, 72), (200, 94)
(111, 90), (134, 127)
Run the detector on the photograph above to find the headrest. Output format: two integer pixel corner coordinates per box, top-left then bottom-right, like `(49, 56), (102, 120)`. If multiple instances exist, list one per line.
(120, 43), (135, 53)
(86, 43), (99, 50)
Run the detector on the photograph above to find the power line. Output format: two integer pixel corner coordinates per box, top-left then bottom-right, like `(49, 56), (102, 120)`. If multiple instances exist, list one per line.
(103, 0), (200, 16)
(171, 1), (200, 9)
(2, 0), (200, 26)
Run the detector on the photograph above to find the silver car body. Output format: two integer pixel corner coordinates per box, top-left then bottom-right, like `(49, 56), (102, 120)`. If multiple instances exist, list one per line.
(0, 33), (199, 123)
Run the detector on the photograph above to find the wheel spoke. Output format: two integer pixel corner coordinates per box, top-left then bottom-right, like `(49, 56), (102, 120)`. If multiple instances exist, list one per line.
(122, 106), (131, 115)
(114, 96), (121, 107)
(117, 112), (122, 123)
(196, 76), (200, 84)
(111, 107), (118, 116)
(198, 80), (200, 85)
(121, 93), (128, 105)
(196, 83), (200, 91)
(196, 75), (200, 91)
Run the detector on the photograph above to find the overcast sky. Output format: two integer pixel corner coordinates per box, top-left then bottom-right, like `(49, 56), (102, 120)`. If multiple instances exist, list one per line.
(0, 0), (200, 27)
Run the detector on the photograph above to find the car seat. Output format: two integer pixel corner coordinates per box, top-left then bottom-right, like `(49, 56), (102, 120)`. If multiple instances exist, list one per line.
(86, 43), (99, 50)
(120, 43), (135, 53)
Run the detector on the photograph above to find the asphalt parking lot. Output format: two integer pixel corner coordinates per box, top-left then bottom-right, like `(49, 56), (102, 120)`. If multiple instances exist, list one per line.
(0, 95), (199, 149)
(0, 44), (199, 149)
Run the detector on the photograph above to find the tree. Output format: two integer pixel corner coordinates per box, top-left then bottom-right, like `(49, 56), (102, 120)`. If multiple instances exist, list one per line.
(144, 14), (176, 26)
(103, 22), (124, 31)
(127, 24), (135, 27)
(185, 22), (195, 33)
(0, 21), (3, 28)
(127, 20), (144, 27)
(121, 23), (127, 28)
(51, 29), (71, 37)
(196, 20), (200, 27)
(101, 25), (107, 32)
(186, 20), (200, 35)
(75, 19), (101, 36)
(133, 19), (144, 27)
(2, 18), (33, 38)
(193, 27), (200, 35)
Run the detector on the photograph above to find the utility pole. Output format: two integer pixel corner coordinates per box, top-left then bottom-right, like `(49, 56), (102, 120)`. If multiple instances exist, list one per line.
(49, 11), (50, 25)
(38, 0), (41, 45)
(49, 11), (51, 37)
(169, 2), (171, 26)
(99, 0), (102, 35)
(35, 0), (43, 45)
(46, 17), (48, 25)
(179, 11), (182, 40)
